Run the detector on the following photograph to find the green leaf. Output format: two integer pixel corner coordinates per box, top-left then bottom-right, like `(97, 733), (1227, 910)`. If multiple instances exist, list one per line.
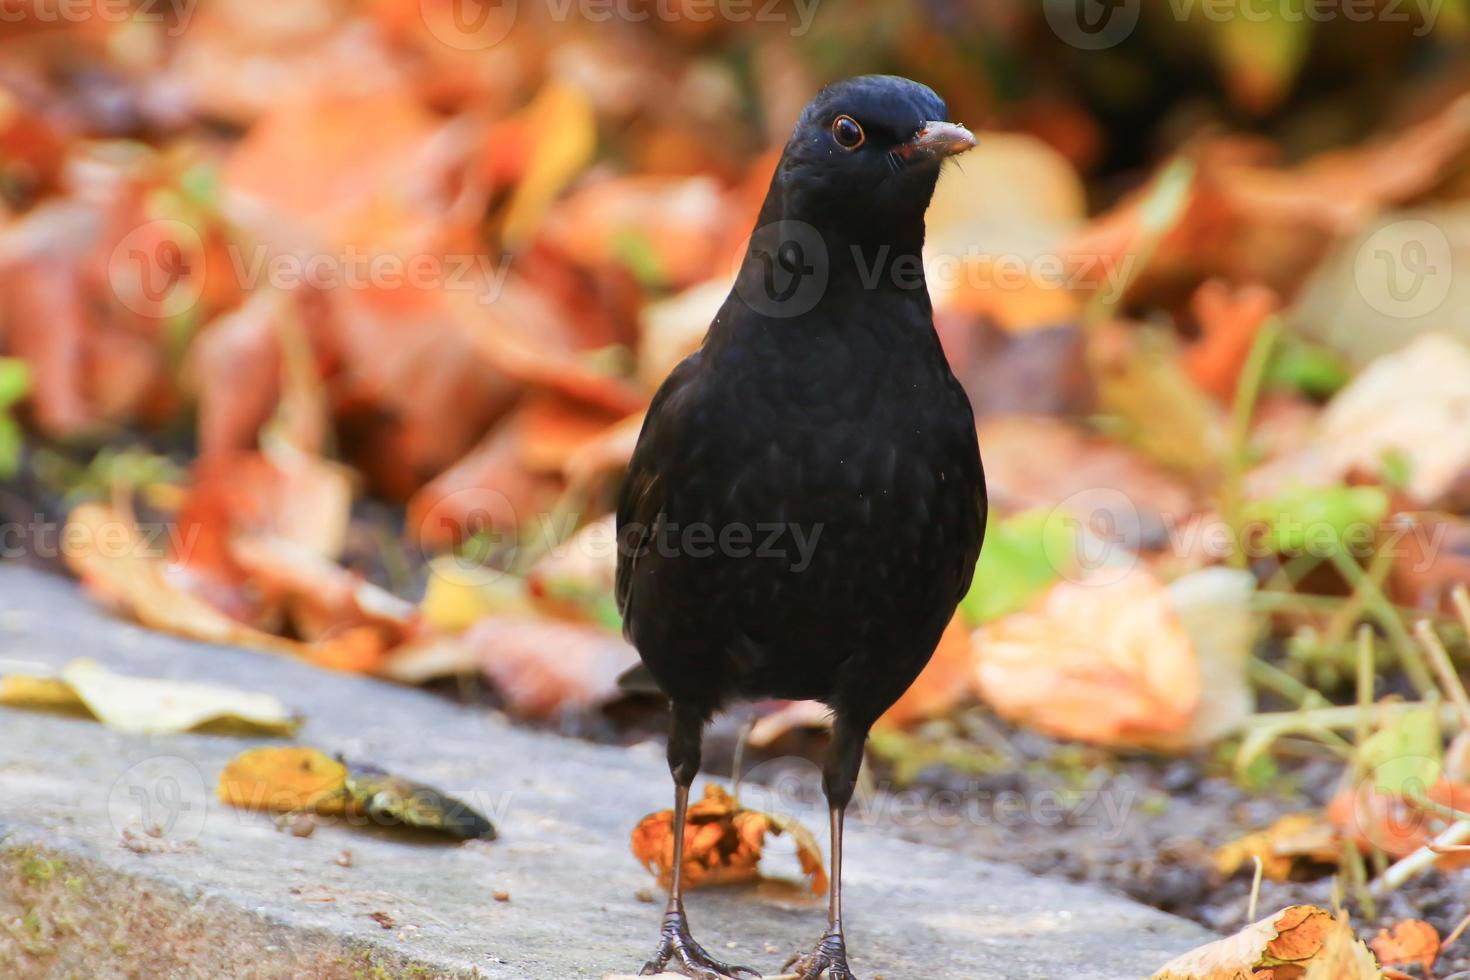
(1359, 705), (1442, 798)
(0, 415), (22, 480)
(1240, 485), (1389, 556)
(0, 357), (31, 408)
(1264, 339), (1349, 399)
(960, 510), (1072, 626)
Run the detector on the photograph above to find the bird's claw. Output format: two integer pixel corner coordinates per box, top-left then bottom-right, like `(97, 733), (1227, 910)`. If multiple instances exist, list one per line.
(640, 910), (761, 980)
(783, 927), (856, 980)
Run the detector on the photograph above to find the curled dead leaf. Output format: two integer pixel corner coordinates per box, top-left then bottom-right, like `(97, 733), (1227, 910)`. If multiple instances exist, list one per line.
(630, 784), (827, 896)
(1152, 905), (1373, 979)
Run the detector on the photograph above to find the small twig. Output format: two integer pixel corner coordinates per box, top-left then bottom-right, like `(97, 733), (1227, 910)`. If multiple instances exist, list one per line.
(1221, 316), (1284, 568)
(1415, 619), (1470, 730)
(1453, 585), (1470, 637)
(1329, 550), (1436, 697)
(1373, 819), (1470, 895)
(1247, 855), (1264, 921)
(1443, 908), (1470, 949)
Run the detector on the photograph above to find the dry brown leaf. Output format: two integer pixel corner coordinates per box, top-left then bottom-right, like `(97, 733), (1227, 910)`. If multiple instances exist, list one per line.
(65, 502), (390, 671)
(972, 567), (1199, 747)
(1370, 920), (1440, 975)
(1152, 905), (1356, 979)
(975, 415), (1197, 524)
(1067, 93), (1470, 303)
(463, 617), (640, 719)
(630, 784), (827, 896)
(1213, 813), (1341, 881)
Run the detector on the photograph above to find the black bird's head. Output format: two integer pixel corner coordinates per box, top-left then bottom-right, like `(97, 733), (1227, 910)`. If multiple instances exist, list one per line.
(765, 75), (975, 244)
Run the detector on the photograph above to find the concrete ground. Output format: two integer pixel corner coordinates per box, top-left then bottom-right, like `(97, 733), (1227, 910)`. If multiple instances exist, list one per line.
(0, 566), (1210, 978)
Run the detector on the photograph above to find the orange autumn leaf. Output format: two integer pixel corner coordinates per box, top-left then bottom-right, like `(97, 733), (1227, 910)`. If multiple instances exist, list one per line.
(1152, 905), (1371, 979)
(1370, 920), (1440, 975)
(217, 746), (349, 816)
(1183, 279), (1280, 400)
(972, 568), (1200, 746)
(1213, 813), (1341, 882)
(1327, 779), (1470, 870)
(630, 784), (828, 897)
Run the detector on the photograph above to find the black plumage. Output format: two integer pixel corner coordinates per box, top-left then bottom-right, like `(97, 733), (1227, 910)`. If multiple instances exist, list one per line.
(616, 74), (986, 980)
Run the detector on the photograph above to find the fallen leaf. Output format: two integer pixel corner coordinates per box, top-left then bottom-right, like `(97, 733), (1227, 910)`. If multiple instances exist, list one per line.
(217, 746), (350, 815)
(630, 784), (826, 896)
(498, 79), (598, 250)
(959, 509), (1072, 627)
(975, 415), (1198, 532)
(345, 762), (497, 841)
(1163, 567), (1257, 747)
(1316, 333), (1470, 506)
(1091, 322), (1228, 477)
(217, 746), (496, 839)
(972, 566), (1200, 747)
(1389, 512), (1470, 612)
(1301, 912), (1383, 980)
(1183, 279), (1280, 400)
(464, 616), (640, 719)
(420, 558), (535, 634)
(1152, 905), (1350, 979)
(1067, 93), (1470, 305)
(1370, 920), (1440, 975)
(19, 659), (297, 736)
(1214, 813), (1341, 881)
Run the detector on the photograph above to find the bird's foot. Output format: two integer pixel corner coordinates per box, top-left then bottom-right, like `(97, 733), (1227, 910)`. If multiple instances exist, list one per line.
(783, 927), (856, 980)
(640, 910), (761, 980)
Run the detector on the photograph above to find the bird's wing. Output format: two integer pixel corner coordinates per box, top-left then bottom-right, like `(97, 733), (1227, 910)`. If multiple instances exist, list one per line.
(615, 351), (703, 637)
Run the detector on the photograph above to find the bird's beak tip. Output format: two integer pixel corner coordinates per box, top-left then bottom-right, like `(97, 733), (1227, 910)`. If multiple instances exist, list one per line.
(899, 121), (977, 161)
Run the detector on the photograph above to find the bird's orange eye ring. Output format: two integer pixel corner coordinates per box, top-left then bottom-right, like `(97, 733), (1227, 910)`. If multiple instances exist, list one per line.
(832, 115), (864, 150)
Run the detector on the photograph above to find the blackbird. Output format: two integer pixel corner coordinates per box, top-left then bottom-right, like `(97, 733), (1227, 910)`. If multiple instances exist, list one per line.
(616, 74), (986, 980)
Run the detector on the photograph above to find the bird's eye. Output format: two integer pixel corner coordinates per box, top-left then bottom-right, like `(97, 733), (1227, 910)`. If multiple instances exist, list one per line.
(831, 115), (864, 149)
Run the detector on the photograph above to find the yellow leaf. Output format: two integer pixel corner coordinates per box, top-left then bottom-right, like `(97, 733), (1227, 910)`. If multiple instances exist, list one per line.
(1213, 812), (1340, 881)
(500, 80), (597, 250)
(217, 746), (349, 815)
(0, 659), (298, 736)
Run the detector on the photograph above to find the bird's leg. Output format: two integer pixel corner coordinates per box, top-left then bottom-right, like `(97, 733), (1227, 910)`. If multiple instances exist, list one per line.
(641, 705), (760, 980)
(785, 722), (865, 980)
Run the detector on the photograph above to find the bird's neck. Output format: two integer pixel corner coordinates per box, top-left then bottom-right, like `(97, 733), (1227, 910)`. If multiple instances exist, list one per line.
(742, 182), (932, 305)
